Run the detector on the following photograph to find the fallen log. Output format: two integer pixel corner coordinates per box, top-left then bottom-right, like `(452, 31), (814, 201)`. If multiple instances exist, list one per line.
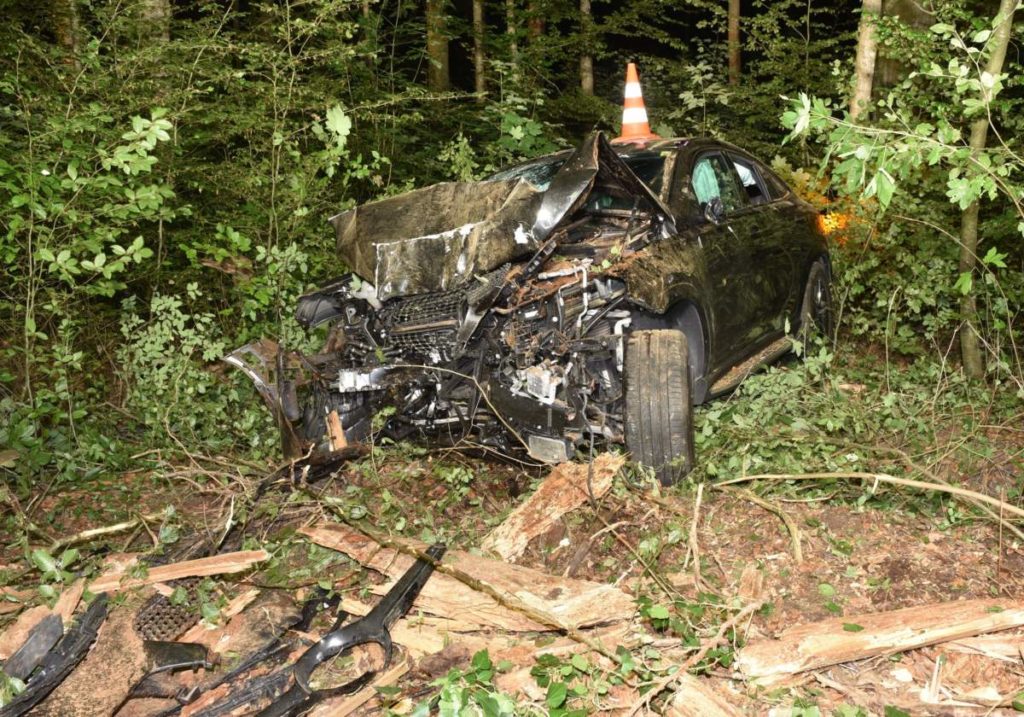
(481, 454), (624, 561)
(299, 524), (635, 633)
(88, 549), (270, 593)
(737, 598), (1024, 683)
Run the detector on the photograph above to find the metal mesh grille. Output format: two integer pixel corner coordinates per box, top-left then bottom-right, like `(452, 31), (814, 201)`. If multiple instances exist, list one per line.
(380, 290), (463, 361)
(132, 577), (201, 640)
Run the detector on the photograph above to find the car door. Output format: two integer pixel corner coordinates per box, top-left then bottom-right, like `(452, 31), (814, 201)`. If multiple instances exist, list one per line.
(683, 151), (761, 368)
(726, 152), (799, 337)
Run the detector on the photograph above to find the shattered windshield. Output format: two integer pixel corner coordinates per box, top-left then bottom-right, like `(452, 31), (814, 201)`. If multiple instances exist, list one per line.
(491, 152), (666, 196)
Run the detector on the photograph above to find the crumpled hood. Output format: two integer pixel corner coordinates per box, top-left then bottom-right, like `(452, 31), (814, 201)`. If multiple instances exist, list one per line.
(328, 132), (674, 301)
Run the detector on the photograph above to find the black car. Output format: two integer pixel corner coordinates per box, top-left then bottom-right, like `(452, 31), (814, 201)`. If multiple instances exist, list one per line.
(227, 132), (832, 484)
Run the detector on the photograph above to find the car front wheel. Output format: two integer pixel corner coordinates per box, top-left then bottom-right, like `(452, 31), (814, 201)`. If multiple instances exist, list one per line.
(798, 260), (833, 354)
(624, 329), (695, 486)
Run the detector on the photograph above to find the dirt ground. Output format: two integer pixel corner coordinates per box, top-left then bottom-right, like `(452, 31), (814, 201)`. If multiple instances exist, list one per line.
(2, 430), (1023, 715)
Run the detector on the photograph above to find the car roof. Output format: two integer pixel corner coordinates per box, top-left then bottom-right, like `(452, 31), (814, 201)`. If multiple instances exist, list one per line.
(495, 136), (754, 175)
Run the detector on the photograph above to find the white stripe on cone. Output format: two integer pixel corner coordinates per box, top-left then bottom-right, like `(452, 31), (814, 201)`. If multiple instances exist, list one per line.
(622, 106), (649, 124)
(624, 82), (643, 99)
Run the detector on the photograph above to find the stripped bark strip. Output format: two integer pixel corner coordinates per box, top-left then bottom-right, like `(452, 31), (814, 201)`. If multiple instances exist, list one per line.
(88, 549), (269, 593)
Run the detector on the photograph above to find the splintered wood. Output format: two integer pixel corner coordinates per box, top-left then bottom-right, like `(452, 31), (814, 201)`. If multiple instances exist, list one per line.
(738, 597), (1024, 683)
(88, 549), (270, 593)
(481, 453), (625, 561)
(298, 524), (635, 633)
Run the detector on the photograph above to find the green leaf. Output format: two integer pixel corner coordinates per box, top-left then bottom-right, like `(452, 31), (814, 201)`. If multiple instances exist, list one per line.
(1010, 691), (1024, 711)
(842, 623), (864, 632)
(31, 548), (58, 577)
(883, 707), (911, 717)
(325, 105), (352, 146)
(546, 682), (568, 709)
(647, 604), (671, 620)
(972, 29), (991, 44)
(817, 583), (836, 597)
(874, 169), (895, 209)
(981, 247), (1007, 268)
(954, 272), (973, 296)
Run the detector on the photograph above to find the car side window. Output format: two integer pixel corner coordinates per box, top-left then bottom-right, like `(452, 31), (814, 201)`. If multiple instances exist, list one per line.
(729, 154), (771, 206)
(691, 153), (747, 215)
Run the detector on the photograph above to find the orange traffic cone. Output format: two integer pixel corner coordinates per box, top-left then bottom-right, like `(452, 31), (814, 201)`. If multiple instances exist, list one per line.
(613, 63), (660, 144)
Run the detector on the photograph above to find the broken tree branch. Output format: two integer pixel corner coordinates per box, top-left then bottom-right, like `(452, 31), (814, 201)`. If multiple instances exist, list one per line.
(713, 472), (1024, 521)
(737, 597), (1024, 683)
(721, 487), (803, 564)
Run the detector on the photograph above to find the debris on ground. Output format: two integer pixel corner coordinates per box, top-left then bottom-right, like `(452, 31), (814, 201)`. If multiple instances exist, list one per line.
(737, 597), (1024, 684)
(481, 453), (625, 561)
(2, 448), (1022, 716)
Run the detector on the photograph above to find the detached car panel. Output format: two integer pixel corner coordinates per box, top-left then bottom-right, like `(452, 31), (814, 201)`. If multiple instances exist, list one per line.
(227, 132), (830, 483)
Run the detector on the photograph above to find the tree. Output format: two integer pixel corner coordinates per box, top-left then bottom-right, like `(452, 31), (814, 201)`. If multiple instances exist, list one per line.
(727, 0), (741, 85)
(958, 0), (1017, 379)
(473, 0), (485, 96)
(50, 0), (80, 64)
(850, 0), (881, 120)
(426, 0), (450, 90)
(580, 0), (593, 95)
(138, 0), (171, 42)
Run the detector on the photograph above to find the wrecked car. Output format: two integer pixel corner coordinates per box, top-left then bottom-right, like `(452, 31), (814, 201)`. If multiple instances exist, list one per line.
(227, 132), (831, 484)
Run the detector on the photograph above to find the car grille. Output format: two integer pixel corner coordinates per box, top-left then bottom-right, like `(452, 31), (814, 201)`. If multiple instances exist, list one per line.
(379, 290), (463, 362)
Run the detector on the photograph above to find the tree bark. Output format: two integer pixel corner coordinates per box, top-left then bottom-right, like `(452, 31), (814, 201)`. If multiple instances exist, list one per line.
(579, 0), (593, 95)
(473, 0), (485, 97)
(50, 0), (80, 64)
(958, 0), (1017, 379)
(425, 0), (450, 91)
(506, 0), (518, 58)
(527, 0), (544, 40)
(850, 0), (881, 120)
(138, 0), (171, 42)
(727, 0), (740, 85)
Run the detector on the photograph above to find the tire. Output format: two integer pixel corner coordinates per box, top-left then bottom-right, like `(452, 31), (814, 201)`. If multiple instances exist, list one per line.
(797, 260), (833, 354)
(624, 330), (696, 486)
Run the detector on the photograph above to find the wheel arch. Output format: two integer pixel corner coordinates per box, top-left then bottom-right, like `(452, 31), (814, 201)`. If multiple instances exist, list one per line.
(627, 299), (710, 404)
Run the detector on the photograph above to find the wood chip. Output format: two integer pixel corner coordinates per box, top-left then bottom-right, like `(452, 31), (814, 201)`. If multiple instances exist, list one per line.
(663, 674), (743, 717)
(300, 524), (635, 633)
(737, 598), (1024, 683)
(53, 579), (85, 625)
(88, 549), (269, 593)
(481, 454), (624, 561)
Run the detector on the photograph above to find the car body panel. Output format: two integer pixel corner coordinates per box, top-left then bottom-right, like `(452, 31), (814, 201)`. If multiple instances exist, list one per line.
(228, 131), (829, 463)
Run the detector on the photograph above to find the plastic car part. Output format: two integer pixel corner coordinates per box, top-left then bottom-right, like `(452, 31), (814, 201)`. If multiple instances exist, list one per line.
(254, 543), (446, 717)
(0, 594), (109, 717)
(1, 614), (64, 681)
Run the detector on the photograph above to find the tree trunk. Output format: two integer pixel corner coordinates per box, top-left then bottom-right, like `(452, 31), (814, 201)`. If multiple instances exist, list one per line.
(527, 0), (544, 40)
(138, 0), (171, 42)
(958, 0), (1017, 379)
(51, 0), (80, 64)
(425, 0), (450, 91)
(727, 0), (740, 85)
(579, 0), (593, 95)
(850, 0), (881, 120)
(473, 0), (485, 97)
(506, 0), (518, 58)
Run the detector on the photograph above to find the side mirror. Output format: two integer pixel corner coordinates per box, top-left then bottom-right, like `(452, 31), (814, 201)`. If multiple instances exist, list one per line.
(703, 197), (725, 225)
